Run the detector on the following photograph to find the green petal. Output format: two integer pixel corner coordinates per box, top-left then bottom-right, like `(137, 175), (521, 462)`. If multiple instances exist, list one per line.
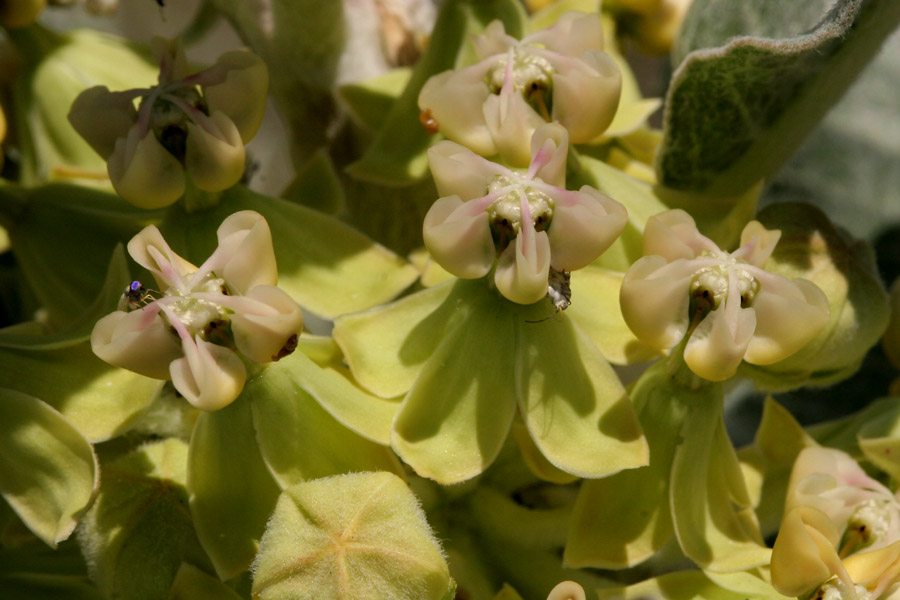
(566, 266), (660, 365)
(333, 279), (467, 399)
(564, 360), (687, 568)
(188, 398), (281, 580)
(279, 350), (399, 445)
(252, 472), (451, 600)
(511, 423), (578, 485)
(249, 359), (401, 489)
(78, 439), (213, 600)
(0, 389), (98, 548)
(515, 309), (647, 479)
(392, 285), (518, 484)
(161, 185), (417, 318)
(169, 563), (243, 600)
(670, 392), (770, 572)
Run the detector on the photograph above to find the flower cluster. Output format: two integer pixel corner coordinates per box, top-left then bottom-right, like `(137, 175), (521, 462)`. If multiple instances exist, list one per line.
(418, 11), (621, 166)
(423, 123), (626, 304)
(91, 211), (302, 411)
(772, 447), (900, 600)
(620, 210), (830, 381)
(68, 38), (268, 208)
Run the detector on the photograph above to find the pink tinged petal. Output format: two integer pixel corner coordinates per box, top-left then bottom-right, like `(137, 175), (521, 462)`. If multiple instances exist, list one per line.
(423, 195), (495, 279)
(494, 194), (551, 304)
(184, 111), (245, 192)
(426, 140), (505, 200)
(528, 123), (568, 187)
(127, 224), (196, 291)
(620, 255), (695, 349)
(108, 125), (185, 209)
(744, 274), (830, 365)
(67, 86), (139, 159)
(683, 274), (757, 381)
(201, 50), (269, 143)
(482, 86), (545, 168)
(418, 66), (496, 157)
(734, 220), (782, 267)
(523, 11), (604, 57)
(472, 20), (516, 58)
(91, 308), (182, 380)
(230, 286), (303, 363)
(204, 210), (278, 294)
(169, 336), (246, 411)
(550, 51), (621, 143)
(642, 209), (719, 261)
(548, 186), (627, 271)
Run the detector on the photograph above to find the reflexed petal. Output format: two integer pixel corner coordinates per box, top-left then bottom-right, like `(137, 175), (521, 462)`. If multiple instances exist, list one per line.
(418, 66), (496, 157)
(108, 126), (185, 209)
(184, 111), (245, 192)
(551, 51), (621, 143)
(212, 210), (278, 293)
(744, 274), (830, 365)
(619, 255), (694, 349)
(548, 186), (626, 271)
(483, 87), (545, 168)
(736, 220), (781, 267)
(771, 506), (845, 598)
(67, 86), (137, 159)
(202, 50), (269, 143)
(642, 209), (717, 261)
(91, 309), (181, 380)
(528, 123), (568, 188)
(426, 140), (502, 200)
(230, 286), (303, 364)
(423, 195), (495, 279)
(524, 11), (604, 58)
(127, 224), (196, 290)
(495, 229), (551, 304)
(169, 336), (246, 411)
(684, 299), (756, 382)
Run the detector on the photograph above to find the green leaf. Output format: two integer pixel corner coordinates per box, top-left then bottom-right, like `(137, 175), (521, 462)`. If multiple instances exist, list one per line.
(391, 283), (518, 484)
(511, 423), (578, 485)
(515, 306), (647, 479)
(333, 280), (465, 399)
(188, 399), (281, 580)
(347, 0), (527, 185)
(78, 439), (213, 600)
(169, 563), (243, 600)
(160, 185), (418, 319)
(337, 68), (412, 132)
(658, 0), (900, 195)
(252, 472), (451, 600)
(0, 390), (98, 548)
(249, 358), (401, 489)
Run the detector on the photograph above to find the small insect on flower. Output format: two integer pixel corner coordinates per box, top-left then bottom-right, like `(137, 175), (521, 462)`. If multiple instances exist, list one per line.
(117, 280), (156, 311)
(527, 268), (571, 323)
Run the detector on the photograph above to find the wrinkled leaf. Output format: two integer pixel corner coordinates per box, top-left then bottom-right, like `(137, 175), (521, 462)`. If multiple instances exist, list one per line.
(0, 390), (97, 548)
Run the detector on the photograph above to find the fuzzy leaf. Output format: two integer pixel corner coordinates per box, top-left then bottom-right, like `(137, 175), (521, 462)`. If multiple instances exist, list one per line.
(0, 390), (97, 548)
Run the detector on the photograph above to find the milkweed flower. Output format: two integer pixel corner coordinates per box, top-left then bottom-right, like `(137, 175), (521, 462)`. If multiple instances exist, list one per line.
(771, 446), (900, 599)
(68, 37), (268, 208)
(423, 123), (626, 304)
(91, 211), (303, 411)
(620, 209), (830, 381)
(418, 11), (621, 167)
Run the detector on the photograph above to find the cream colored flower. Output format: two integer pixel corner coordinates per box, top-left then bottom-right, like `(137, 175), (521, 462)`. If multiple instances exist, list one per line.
(418, 11), (621, 167)
(772, 447), (900, 600)
(423, 123), (625, 304)
(91, 211), (302, 411)
(620, 210), (829, 381)
(68, 38), (268, 208)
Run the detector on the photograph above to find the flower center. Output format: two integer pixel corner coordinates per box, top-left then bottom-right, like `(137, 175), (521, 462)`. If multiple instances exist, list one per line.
(141, 85), (208, 161)
(160, 272), (230, 341)
(805, 578), (869, 600)
(690, 255), (759, 312)
(486, 175), (553, 251)
(839, 498), (897, 558)
(487, 47), (555, 95)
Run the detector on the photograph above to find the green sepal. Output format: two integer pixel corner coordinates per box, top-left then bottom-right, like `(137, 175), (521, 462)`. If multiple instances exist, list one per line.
(281, 148), (345, 215)
(160, 185), (417, 319)
(337, 68), (412, 132)
(188, 398), (281, 581)
(249, 358), (401, 489)
(169, 563), (243, 600)
(251, 472), (451, 600)
(346, 0), (527, 185)
(78, 439), (214, 600)
(0, 389), (98, 548)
